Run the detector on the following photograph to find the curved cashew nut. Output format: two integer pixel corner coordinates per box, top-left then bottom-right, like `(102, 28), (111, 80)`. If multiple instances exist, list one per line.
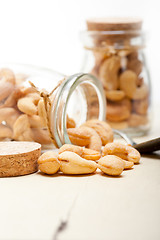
(13, 114), (33, 141)
(81, 119), (113, 145)
(102, 142), (141, 163)
(17, 94), (39, 115)
(78, 126), (102, 152)
(99, 56), (121, 90)
(119, 70), (148, 100)
(58, 151), (97, 175)
(67, 128), (90, 147)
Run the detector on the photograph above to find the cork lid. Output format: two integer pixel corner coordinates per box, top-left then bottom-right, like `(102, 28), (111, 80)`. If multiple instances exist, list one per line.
(87, 17), (143, 31)
(0, 141), (41, 177)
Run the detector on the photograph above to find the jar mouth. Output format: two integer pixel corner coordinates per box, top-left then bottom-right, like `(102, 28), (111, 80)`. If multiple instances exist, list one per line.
(50, 73), (106, 147)
(80, 30), (146, 50)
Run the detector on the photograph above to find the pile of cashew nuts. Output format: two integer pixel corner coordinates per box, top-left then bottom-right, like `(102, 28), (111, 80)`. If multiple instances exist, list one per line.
(38, 119), (141, 176)
(91, 49), (149, 130)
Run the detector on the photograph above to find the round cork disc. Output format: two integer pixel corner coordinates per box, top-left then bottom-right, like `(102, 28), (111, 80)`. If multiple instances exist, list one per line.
(87, 17), (142, 31)
(0, 141), (41, 177)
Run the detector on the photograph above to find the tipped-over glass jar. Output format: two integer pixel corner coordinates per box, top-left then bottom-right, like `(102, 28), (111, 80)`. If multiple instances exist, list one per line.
(81, 17), (151, 136)
(0, 63), (106, 148)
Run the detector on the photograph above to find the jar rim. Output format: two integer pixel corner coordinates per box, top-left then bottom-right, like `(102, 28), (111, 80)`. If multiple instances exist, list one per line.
(50, 73), (106, 147)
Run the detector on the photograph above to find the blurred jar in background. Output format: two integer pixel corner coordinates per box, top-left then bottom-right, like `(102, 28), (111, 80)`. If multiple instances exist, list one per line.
(81, 17), (151, 136)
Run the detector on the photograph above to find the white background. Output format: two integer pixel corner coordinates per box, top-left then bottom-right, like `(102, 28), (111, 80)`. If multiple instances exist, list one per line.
(0, 0), (160, 103)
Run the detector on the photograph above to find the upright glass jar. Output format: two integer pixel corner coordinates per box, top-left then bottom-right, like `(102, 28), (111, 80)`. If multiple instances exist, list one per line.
(0, 63), (106, 148)
(81, 18), (151, 136)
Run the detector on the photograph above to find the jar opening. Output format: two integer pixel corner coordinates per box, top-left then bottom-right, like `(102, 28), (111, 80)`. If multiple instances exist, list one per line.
(50, 73), (106, 147)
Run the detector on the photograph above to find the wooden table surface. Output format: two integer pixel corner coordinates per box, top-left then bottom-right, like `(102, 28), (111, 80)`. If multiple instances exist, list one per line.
(0, 105), (160, 240)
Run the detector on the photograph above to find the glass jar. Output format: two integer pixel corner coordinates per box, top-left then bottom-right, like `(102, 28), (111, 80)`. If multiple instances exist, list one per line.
(0, 63), (106, 148)
(81, 18), (151, 136)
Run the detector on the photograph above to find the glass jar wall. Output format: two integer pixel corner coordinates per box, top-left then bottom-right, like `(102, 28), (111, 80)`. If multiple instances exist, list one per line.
(81, 18), (151, 136)
(0, 63), (106, 148)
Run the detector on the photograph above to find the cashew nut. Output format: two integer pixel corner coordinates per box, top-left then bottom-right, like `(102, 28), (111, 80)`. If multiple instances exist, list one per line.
(67, 128), (90, 147)
(99, 56), (121, 90)
(58, 151), (97, 175)
(13, 114), (33, 141)
(38, 151), (60, 174)
(17, 95), (39, 115)
(105, 90), (125, 101)
(119, 70), (148, 100)
(59, 144), (101, 161)
(106, 98), (131, 122)
(98, 155), (125, 176)
(81, 119), (113, 145)
(103, 142), (141, 163)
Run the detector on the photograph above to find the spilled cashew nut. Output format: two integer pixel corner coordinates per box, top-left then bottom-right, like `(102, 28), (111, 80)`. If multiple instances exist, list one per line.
(103, 142), (141, 163)
(79, 126), (102, 152)
(67, 128), (90, 147)
(98, 155), (125, 176)
(59, 144), (101, 161)
(58, 151), (97, 175)
(81, 119), (113, 145)
(38, 151), (60, 174)
(122, 160), (134, 169)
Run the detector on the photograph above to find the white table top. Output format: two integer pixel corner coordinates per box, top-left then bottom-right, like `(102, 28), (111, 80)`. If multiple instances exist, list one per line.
(0, 105), (160, 240)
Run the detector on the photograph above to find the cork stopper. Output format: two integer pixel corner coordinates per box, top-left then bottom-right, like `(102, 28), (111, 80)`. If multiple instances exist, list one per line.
(87, 17), (143, 31)
(0, 141), (41, 177)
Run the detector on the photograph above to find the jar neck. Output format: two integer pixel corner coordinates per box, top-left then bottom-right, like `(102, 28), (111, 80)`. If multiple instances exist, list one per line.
(50, 73), (106, 147)
(80, 30), (146, 51)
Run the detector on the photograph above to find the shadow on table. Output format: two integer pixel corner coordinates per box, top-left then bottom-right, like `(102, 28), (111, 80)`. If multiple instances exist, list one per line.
(142, 150), (160, 160)
(37, 171), (96, 178)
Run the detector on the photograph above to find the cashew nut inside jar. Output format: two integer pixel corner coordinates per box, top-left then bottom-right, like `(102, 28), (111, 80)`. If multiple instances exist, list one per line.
(80, 17), (151, 136)
(0, 63), (106, 148)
